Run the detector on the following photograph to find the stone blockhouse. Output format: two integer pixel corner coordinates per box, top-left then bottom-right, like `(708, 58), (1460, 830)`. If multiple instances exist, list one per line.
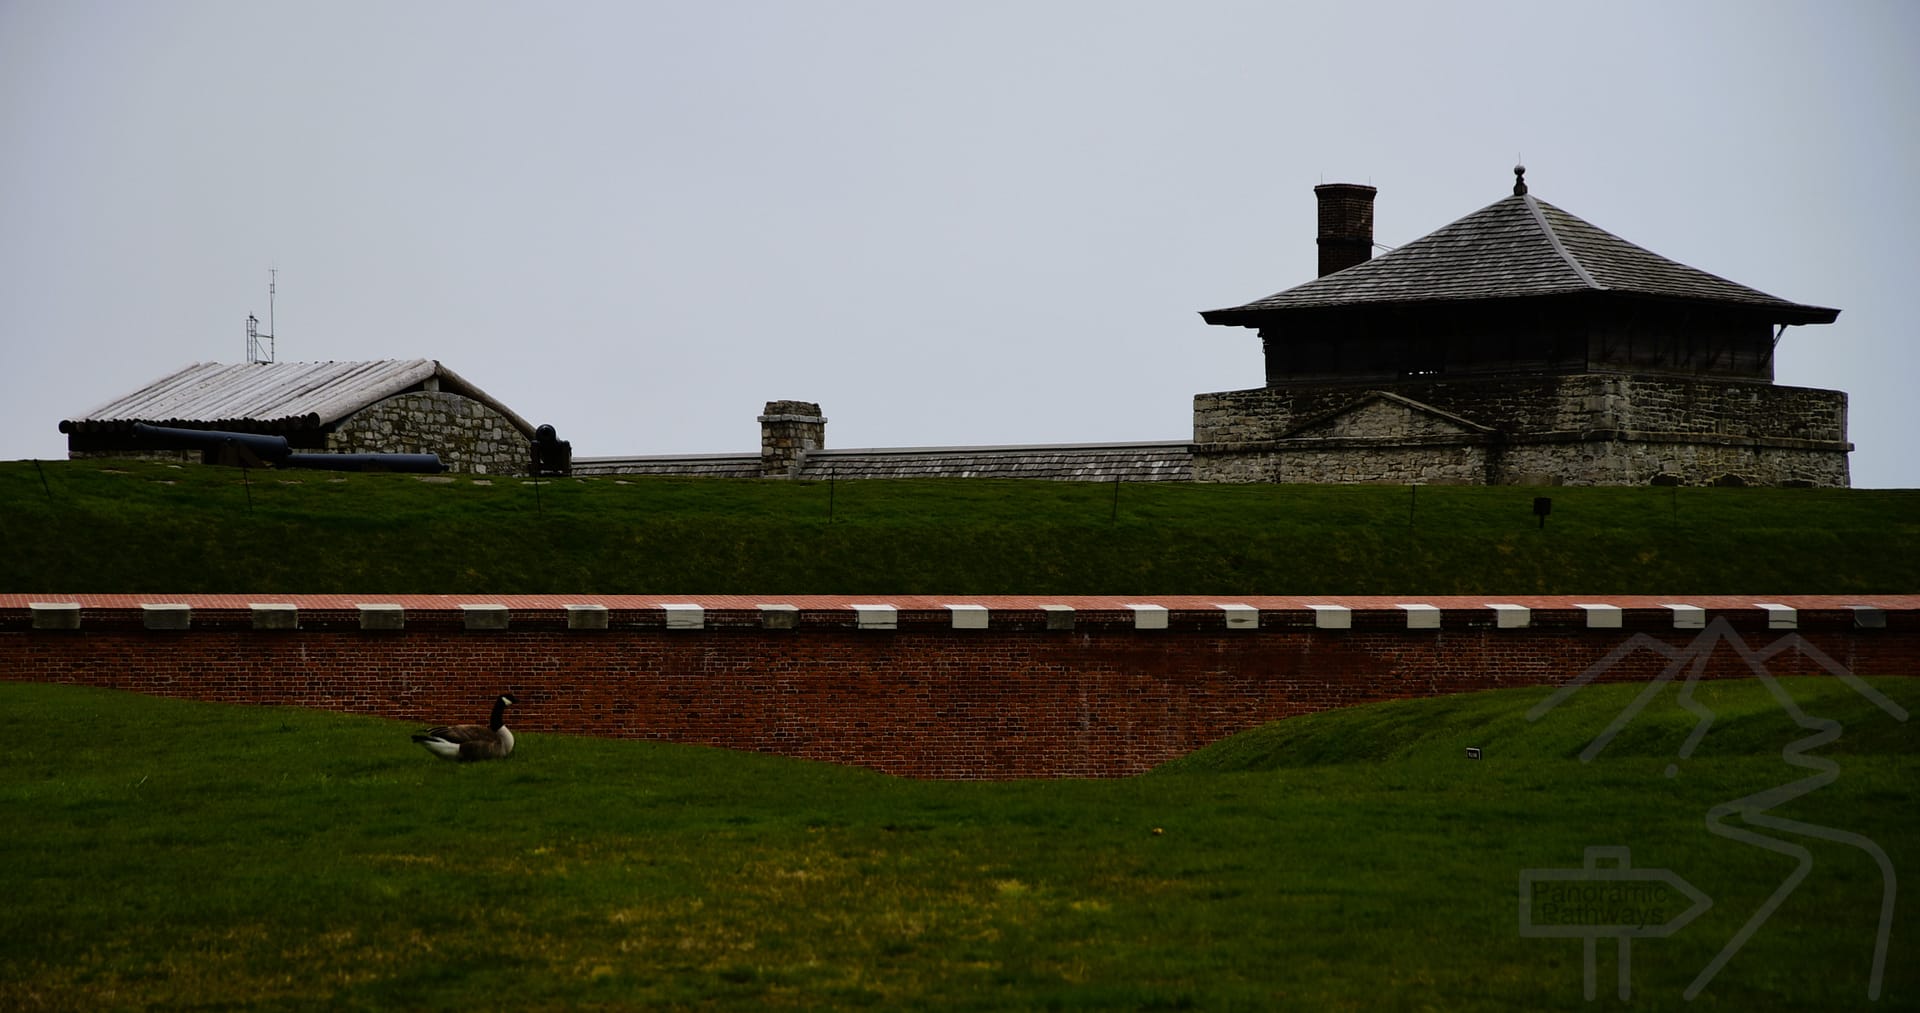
(61, 359), (539, 475)
(582, 171), (1850, 487)
(1194, 168), (1851, 487)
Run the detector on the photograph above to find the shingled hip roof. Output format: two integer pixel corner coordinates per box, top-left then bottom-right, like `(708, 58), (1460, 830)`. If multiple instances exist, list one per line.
(1201, 192), (1839, 326)
(60, 359), (534, 435)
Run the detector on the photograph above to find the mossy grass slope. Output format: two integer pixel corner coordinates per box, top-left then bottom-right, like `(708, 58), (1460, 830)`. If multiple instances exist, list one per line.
(3, 679), (1914, 1009)
(5, 460), (1916, 593)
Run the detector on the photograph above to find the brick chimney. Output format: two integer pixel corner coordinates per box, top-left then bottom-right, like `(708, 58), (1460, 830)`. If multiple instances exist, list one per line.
(759, 400), (825, 478)
(1314, 183), (1377, 276)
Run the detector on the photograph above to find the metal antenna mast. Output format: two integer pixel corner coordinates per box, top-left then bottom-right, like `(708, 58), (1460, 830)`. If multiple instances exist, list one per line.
(246, 268), (278, 363)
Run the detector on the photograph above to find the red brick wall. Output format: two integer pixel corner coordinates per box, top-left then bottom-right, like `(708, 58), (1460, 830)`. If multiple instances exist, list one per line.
(3, 596), (1913, 778)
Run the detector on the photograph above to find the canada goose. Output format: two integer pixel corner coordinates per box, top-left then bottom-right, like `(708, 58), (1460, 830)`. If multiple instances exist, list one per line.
(412, 694), (517, 761)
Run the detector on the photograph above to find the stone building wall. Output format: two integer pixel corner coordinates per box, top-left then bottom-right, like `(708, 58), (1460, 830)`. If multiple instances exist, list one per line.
(1194, 374), (1851, 487)
(572, 454), (761, 479)
(326, 391), (532, 475)
(1495, 437), (1850, 488)
(67, 447), (202, 464)
(1198, 443), (1493, 485)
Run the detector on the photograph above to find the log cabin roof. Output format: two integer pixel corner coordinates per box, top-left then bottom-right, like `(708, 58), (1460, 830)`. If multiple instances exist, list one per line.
(60, 359), (534, 436)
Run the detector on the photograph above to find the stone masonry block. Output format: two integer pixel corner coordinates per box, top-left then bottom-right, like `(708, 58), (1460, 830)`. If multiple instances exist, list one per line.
(461, 604), (510, 631)
(947, 604), (990, 630)
(358, 604), (405, 631)
(142, 603), (191, 631)
(566, 604), (609, 630)
(1576, 603), (1622, 629)
(29, 602), (80, 630)
(852, 605), (897, 630)
(1129, 604), (1169, 630)
(250, 603), (299, 630)
(1488, 604), (1532, 628)
(1663, 604), (1706, 630)
(1310, 604), (1351, 630)
(661, 603), (705, 630)
(1218, 604), (1260, 630)
(1398, 603), (1441, 629)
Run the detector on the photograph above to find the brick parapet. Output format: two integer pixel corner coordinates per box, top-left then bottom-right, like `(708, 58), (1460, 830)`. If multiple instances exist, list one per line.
(7, 590), (1912, 621)
(6, 594), (1912, 778)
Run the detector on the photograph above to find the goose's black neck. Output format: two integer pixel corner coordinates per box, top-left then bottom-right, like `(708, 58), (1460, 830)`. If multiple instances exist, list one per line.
(489, 697), (509, 730)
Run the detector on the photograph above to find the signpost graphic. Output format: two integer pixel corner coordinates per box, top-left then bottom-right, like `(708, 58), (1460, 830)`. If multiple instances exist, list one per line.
(1519, 846), (1712, 1000)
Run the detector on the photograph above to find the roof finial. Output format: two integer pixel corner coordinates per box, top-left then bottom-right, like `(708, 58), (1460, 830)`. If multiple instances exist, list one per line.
(1512, 162), (1528, 196)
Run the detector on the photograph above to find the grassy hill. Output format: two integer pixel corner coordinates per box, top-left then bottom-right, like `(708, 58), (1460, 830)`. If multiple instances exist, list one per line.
(3, 680), (1912, 1010)
(4, 460), (1916, 593)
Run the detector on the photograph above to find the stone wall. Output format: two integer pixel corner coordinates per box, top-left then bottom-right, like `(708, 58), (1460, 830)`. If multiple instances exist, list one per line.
(1497, 436), (1850, 488)
(573, 454), (761, 479)
(1200, 443), (1493, 485)
(326, 391), (533, 475)
(67, 447), (202, 464)
(800, 443), (1193, 481)
(1193, 374), (1852, 487)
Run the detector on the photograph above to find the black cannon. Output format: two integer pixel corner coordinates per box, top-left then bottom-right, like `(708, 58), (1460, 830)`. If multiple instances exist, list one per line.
(132, 422), (291, 468)
(530, 424), (572, 477)
(130, 422), (443, 473)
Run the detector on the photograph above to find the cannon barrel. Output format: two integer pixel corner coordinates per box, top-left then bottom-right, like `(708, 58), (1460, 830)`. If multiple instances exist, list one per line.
(281, 452), (445, 474)
(130, 422), (444, 472)
(131, 422), (291, 466)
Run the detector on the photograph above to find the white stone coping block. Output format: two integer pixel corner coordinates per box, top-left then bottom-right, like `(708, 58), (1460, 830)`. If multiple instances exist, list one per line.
(250, 603), (299, 630)
(1040, 604), (1076, 631)
(142, 603), (191, 630)
(1663, 603), (1706, 629)
(1398, 603), (1441, 629)
(1575, 603), (1621, 628)
(1487, 604), (1531, 628)
(758, 603), (799, 630)
(659, 603), (705, 630)
(946, 604), (990, 630)
(1129, 604), (1169, 630)
(29, 602), (81, 630)
(1217, 604), (1260, 630)
(565, 603), (609, 630)
(357, 603), (405, 631)
(1755, 603), (1797, 630)
(851, 604), (897, 630)
(460, 604), (510, 631)
(1308, 604), (1351, 630)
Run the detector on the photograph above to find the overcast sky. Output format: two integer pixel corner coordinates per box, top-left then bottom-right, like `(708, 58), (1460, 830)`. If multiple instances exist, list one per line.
(3, 1), (1915, 486)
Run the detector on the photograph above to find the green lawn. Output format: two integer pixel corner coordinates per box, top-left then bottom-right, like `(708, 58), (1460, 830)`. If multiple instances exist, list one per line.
(3, 460), (1917, 593)
(4, 679), (1913, 1010)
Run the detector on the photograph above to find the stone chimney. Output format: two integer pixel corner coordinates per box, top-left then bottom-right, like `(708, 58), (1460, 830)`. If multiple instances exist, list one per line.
(1314, 183), (1377, 276)
(759, 400), (825, 478)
